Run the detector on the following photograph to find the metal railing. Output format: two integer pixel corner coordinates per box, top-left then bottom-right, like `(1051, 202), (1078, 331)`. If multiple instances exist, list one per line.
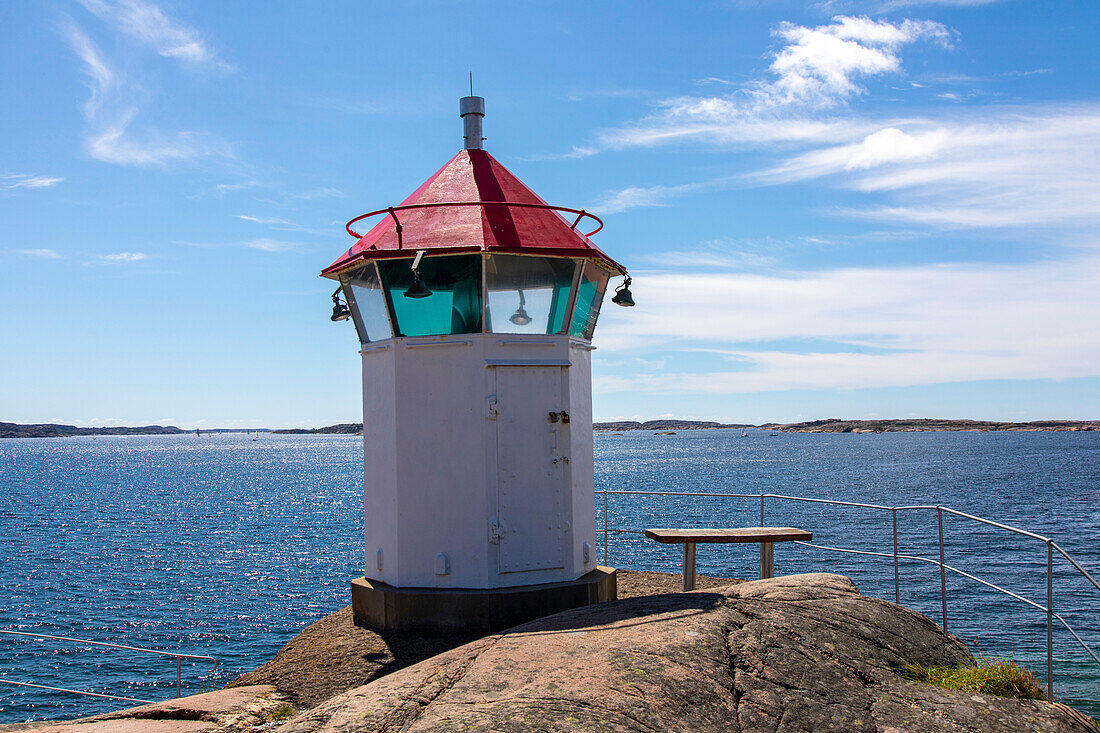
(597, 489), (1100, 702)
(0, 629), (217, 705)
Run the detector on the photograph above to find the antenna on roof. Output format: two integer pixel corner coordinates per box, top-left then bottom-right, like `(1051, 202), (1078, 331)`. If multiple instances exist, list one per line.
(469, 72), (474, 96)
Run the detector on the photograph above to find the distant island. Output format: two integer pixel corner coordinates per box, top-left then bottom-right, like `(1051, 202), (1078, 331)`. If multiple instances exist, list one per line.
(0, 422), (267, 439)
(766, 418), (1100, 433)
(272, 424), (362, 435)
(0, 422), (189, 439)
(4, 417), (1098, 439)
(594, 420), (753, 431)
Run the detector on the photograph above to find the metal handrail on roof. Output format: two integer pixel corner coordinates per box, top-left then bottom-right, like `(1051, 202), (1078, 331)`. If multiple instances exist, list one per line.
(596, 489), (1100, 703)
(345, 201), (605, 240)
(0, 629), (217, 705)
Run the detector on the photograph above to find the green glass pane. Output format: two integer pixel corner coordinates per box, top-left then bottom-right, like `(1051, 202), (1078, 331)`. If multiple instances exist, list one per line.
(569, 262), (610, 339)
(378, 255), (482, 337)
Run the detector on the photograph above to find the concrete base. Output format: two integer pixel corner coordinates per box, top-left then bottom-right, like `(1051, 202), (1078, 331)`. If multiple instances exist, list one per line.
(351, 567), (617, 634)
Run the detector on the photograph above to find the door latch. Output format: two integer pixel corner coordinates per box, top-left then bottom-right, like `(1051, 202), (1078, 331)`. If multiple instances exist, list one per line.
(488, 519), (503, 544)
(548, 411), (570, 424)
(487, 396), (500, 419)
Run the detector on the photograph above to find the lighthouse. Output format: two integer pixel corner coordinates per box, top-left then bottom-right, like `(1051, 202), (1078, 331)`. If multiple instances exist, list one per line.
(322, 96), (633, 633)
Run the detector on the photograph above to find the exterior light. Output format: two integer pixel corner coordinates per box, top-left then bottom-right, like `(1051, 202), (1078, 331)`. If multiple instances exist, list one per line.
(611, 277), (634, 307)
(404, 250), (433, 299)
(509, 290), (532, 326)
(331, 288), (351, 321)
(404, 272), (432, 299)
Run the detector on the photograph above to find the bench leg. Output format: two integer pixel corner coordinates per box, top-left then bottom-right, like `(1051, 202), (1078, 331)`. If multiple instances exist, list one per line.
(683, 542), (696, 591)
(760, 541), (774, 579)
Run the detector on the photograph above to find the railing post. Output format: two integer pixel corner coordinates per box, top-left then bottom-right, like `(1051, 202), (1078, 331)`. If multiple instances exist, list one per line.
(938, 506), (948, 633)
(176, 657), (181, 698)
(759, 494), (765, 527)
(892, 508), (900, 605)
(603, 490), (609, 565)
(1047, 540), (1054, 702)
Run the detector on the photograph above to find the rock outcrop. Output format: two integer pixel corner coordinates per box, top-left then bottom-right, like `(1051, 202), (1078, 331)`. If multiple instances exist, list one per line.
(228, 569), (739, 708)
(279, 574), (1094, 732)
(0, 686), (291, 733)
(12, 573), (1094, 732)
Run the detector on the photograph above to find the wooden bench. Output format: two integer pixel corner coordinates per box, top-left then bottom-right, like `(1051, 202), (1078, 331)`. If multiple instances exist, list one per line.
(644, 527), (813, 591)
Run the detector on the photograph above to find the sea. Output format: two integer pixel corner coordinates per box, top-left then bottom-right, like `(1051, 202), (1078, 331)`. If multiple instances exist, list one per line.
(1, 429), (1098, 722)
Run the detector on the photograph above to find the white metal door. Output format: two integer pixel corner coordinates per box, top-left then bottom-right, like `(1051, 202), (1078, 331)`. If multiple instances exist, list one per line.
(493, 366), (566, 573)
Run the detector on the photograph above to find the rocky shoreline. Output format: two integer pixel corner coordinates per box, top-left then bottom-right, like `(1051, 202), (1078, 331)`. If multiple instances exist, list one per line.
(768, 418), (1100, 433)
(10, 571), (1096, 732)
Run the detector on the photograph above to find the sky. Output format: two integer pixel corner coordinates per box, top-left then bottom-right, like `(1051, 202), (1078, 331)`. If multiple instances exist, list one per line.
(2, 0), (1098, 429)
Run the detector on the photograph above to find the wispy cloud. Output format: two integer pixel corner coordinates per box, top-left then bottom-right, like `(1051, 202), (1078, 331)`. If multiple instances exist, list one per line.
(243, 239), (297, 252)
(17, 249), (62, 259)
(236, 214), (295, 226)
(101, 251), (147, 262)
(63, 14), (232, 167)
(569, 18), (1100, 229)
(76, 0), (229, 70)
(760, 105), (1100, 228)
(216, 181), (264, 193)
(591, 182), (711, 214)
(1, 174), (63, 189)
(236, 213), (333, 236)
(595, 250), (1100, 393)
(591, 15), (948, 156)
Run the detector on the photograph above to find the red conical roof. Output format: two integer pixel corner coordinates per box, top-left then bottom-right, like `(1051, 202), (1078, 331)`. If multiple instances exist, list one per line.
(322, 149), (623, 278)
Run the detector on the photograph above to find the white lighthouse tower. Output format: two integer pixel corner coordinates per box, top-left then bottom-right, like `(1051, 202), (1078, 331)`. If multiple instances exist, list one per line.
(322, 97), (634, 632)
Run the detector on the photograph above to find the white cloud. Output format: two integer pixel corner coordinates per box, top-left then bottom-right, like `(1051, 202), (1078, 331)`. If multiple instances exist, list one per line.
(63, 17), (231, 167)
(595, 251), (1100, 393)
(87, 110), (224, 166)
(764, 17), (950, 108)
(76, 0), (228, 69)
(236, 214), (295, 226)
(101, 252), (147, 262)
(591, 182), (709, 214)
(216, 181), (264, 193)
(243, 239), (297, 252)
(63, 23), (113, 118)
(580, 13), (1098, 230)
(17, 249), (62, 259)
(591, 15), (947, 156)
(1, 174), (63, 189)
(760, 106), (1100, 228)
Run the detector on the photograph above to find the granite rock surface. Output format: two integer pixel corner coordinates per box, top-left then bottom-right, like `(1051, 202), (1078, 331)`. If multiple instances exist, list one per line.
(278, 573), (1095, 733)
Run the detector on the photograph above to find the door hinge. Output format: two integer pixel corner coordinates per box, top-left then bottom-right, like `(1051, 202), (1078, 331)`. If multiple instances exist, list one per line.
(488, 519), (503, 544)
(487, 396), (500, 419)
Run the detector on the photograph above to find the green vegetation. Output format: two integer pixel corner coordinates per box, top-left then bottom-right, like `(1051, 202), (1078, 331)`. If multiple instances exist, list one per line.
(266, 703), (297, 722)
(898, 657), (1046, 700)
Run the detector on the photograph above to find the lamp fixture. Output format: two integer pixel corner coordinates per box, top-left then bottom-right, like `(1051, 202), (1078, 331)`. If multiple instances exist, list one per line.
(330, 288), (351, 321)
(404, 250), (433, 299)
(509, 290), (532, 326)
(611, 277), (634, 307)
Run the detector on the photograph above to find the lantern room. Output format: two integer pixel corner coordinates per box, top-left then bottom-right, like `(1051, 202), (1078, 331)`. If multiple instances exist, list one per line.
(322, 96), (631, 633)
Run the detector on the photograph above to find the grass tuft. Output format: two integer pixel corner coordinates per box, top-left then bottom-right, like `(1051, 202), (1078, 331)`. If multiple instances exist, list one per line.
(898, 657), (1047, 701)
(266, 703), (297, 722)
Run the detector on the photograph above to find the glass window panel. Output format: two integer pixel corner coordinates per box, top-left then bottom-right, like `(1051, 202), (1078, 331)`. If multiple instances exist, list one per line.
(343, 264), (392, 342)
(569, 261), (611, 340)
(485, 255), (577, 334)
(377, 254), (482, 337)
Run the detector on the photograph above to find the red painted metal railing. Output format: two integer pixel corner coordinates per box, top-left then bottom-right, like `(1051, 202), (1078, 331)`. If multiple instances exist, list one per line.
(345, 201), (604, 240)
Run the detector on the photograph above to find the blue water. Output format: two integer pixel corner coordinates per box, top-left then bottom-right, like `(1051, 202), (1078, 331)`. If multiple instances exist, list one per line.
(0, 430), (1097, 721)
